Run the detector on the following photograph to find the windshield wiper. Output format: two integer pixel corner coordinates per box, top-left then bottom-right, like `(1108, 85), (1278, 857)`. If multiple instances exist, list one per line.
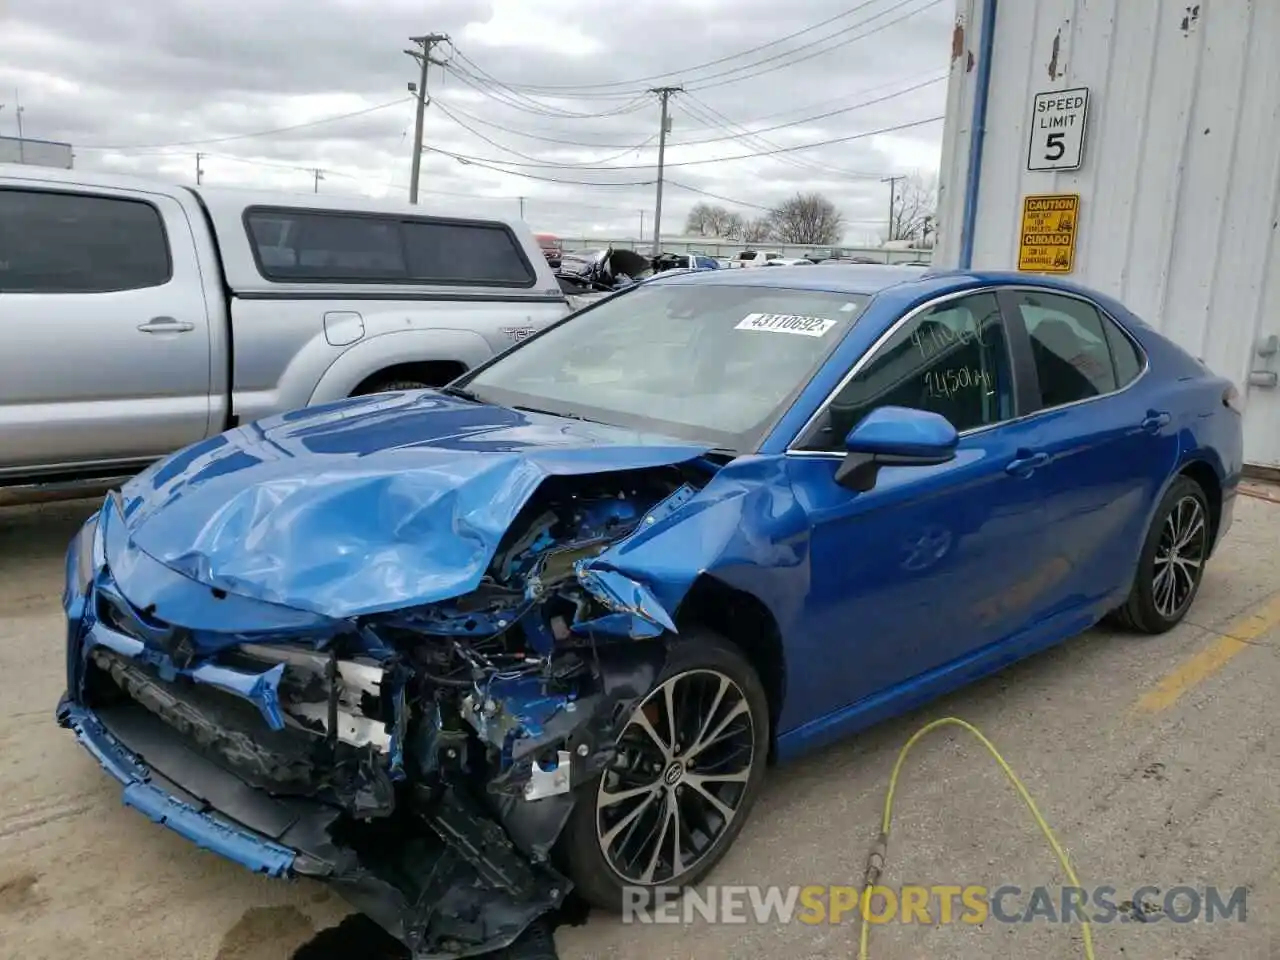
(511, 404), (594, 423)
(440, 384), (481, 402)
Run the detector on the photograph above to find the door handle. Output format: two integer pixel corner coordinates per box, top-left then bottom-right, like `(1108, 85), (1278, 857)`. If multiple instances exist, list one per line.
(1141, 411), (1172, 433)
(137, 316), (195, 334)
(1006, 451), (1049, 477)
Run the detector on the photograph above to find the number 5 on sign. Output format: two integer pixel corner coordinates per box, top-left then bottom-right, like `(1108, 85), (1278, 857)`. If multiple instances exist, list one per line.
(1027, 87), (1089, 171)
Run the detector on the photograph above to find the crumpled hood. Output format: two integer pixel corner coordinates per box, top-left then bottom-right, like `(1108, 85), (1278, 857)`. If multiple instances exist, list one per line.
(115, 390), (711, 619)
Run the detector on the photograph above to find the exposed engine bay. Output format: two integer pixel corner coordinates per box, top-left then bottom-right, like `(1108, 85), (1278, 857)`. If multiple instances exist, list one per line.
(74, 465), (710, 957)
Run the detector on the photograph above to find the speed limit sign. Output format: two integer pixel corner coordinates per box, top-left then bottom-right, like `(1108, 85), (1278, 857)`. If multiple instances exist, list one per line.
(1027, 87), (1089, 171)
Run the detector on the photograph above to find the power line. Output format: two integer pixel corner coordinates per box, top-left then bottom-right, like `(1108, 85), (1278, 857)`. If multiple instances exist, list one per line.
(436, 151), (657, 187)
(77, 97), (414, 151)
(443, 61), (652, 116)
(680, 0), (947, 94)
(99, 148), (639, 210)
(423, 114), (946, 172)
(666, 180), (771, 212)
(459, 1), (888, 93)
(449, 0), (945, 100)
(431, 99), (657, 166)
(445, 53), (654, 115)
(430, 71), (945, 154)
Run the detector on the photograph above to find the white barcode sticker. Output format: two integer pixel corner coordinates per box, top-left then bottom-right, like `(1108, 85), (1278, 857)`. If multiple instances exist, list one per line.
(734, 313), (837, 337)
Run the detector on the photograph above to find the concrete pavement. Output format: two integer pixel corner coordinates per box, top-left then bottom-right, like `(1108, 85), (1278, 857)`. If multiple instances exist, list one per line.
(1, 494), (1277, 959)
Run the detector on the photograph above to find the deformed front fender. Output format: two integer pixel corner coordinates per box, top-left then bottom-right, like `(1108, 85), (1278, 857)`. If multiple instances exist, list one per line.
(577, 455), (811, 639)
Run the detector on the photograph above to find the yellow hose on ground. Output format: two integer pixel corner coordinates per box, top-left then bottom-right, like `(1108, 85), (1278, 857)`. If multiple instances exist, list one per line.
(857, 716), (1096, 960)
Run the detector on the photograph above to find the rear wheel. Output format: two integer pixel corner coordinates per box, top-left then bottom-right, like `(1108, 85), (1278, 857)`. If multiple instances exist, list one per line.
(1111, 475), (1211, 633)
(558, 629), (769, 911)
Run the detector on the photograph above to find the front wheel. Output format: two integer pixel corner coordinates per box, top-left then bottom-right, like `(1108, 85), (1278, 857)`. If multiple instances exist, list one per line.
(1111, 475), (1211, 633)
(558, 629), (770, 911)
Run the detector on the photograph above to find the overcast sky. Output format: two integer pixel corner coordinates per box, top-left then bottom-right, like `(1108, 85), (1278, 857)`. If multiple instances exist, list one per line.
(0, 0), (954, 244)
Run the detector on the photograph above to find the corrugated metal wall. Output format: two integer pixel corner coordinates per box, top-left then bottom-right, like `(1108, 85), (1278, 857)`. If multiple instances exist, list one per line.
(935, 0), (1280, 468)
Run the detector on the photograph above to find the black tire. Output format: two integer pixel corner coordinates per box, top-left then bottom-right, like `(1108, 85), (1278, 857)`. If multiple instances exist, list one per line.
(358, 379), (431, 395)
(558, 628), (770, 912)
(1111, 475), (1211, 633)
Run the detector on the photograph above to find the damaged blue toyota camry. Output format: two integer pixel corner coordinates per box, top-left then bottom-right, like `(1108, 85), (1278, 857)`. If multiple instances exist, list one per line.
(58, 265), (1241, 958)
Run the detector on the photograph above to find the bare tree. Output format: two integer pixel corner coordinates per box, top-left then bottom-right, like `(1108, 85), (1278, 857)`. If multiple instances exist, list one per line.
(684, 202), (746, 238)
(740, 217), (774, 243)
(709, 208), (744, 239)
(684, 202), (716, 236)
(886, 172), (938, 245)
(768, 192), (845, 245)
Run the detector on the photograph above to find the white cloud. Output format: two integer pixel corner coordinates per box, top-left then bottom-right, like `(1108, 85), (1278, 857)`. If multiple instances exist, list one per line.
(0, 0), (955, 241)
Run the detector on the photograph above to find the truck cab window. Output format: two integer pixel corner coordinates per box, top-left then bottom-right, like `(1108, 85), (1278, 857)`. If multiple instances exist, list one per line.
(0, 189), (171, 293)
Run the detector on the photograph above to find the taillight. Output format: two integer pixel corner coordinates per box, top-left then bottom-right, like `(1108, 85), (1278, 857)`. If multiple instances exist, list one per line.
(1224, 384), (1244, 413)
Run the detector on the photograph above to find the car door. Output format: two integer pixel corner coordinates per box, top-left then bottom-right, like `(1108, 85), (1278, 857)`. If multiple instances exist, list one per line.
(0, 184), (213, 475)
(996, 288), (1180, 618)
(785, 291), (1053, 722)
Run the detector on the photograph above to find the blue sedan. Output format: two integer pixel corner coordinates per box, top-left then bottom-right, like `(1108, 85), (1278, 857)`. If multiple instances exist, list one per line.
(56, 266), (1242, 958)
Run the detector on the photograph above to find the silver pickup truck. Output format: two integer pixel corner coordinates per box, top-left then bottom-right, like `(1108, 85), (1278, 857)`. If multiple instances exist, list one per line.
(0, 164), (570, 497)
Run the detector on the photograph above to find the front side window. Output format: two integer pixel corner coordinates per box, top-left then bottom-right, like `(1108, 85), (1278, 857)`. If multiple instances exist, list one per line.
(798, 292), (1014, 450)
(463, 283), (871, 451)
(1007, 291), (1139, 408)
(0, 188), (171, 293)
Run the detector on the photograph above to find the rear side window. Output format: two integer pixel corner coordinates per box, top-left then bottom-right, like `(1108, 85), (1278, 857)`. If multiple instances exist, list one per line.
(244, 208), (536, 287)
(402, 219), (537, 285)
(1008, 291), (1142, 408)
(1103, 313), (1144, 387)
(0, 188), (171, 293)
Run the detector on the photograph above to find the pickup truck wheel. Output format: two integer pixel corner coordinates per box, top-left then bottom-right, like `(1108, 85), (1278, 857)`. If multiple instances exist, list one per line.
(557, 629), (770, 912)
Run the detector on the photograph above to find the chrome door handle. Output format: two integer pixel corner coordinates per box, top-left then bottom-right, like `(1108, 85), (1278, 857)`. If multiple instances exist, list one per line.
(137, 316), (195, 333)
(1141, 411), (1172, 433)
(1006, 451), (1049, 477)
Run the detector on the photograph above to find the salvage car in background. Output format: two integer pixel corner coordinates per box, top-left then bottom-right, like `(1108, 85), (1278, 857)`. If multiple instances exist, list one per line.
(58, 265), (1242, 958)
(554, 247), (654, 310)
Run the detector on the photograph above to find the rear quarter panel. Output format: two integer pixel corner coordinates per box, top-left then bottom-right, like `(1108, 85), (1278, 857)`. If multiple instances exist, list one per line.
(1113, 301), (1244, 552)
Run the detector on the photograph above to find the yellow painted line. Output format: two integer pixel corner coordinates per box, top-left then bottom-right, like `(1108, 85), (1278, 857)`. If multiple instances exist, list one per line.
(1133, 591), (1280, 713)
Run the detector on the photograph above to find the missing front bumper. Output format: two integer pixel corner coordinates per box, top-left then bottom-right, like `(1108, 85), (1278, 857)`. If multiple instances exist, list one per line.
(56, 695), (567, 959)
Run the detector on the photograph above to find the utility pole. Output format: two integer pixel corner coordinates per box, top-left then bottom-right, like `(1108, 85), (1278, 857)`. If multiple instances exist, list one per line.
(639, 209), (646, 241)
(313, 168), (325, 193)
(881, 174), (905, 242)
(649, 86), (681, 256)
(518, 196), (525, 219)
(406, 33), (450, 204)
(13, 91), (25, 163)
(195, 152), (204, 185)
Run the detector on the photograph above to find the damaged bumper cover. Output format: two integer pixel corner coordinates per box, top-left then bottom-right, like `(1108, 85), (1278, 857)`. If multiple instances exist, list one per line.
(55, 695), (570, 958)
(56, 430), (702, 956)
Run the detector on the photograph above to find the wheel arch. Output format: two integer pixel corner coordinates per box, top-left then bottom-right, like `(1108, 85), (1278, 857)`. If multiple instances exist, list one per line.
(350, 360), (468, 396)
(675, 574), (786, 763)
(1177, 457), (1223, 550)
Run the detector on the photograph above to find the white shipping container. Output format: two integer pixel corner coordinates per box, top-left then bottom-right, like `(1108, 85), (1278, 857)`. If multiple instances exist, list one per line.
(935, 0), (1280, 469)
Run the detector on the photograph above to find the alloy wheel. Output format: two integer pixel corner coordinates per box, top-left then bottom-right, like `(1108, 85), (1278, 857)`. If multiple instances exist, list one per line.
(595, 669), (756, 886)
(1152, 494), (1208, 618)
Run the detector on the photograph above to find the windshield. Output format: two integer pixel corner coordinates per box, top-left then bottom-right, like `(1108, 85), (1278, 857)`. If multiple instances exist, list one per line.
(463, 283), (871, 451)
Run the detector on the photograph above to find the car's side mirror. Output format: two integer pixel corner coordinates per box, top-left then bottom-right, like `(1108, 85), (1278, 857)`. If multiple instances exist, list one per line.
(834, 406), (959, 492)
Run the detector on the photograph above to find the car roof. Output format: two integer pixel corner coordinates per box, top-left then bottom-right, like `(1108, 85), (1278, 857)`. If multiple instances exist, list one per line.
(641, 263), (1118, 304)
